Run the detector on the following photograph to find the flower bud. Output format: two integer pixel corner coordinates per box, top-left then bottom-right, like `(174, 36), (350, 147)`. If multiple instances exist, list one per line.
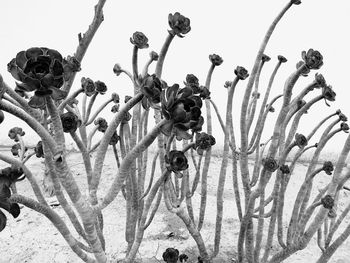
(341, 122), (349, 133)
(162, 248), (179, 263)
(8, 127), (25, 142)
(262, 54), (271, 62)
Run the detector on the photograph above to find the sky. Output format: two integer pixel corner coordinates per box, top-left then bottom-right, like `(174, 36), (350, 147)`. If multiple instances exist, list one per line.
(0, 0), (349, 154)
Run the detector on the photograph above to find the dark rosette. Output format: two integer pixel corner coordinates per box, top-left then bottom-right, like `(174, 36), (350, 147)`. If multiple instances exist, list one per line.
(109, 131), (120, 145)
(338, 113), (347, 122)
(295, 133), (308, 148)
(60, 112), (81, 133)
(341, 122), (349, 133)
(268, 106), (275, 113)
(263, 157), (279, 172)
(198, 86), (210, 100)
(34, 141), (44, 158)
(11, 143), (21, 157)
(234, 66), (249, 80)
(113, 64), (123, 76)
(111, 104), (120, 113)
(81, 77), (95, 96)
(322, 161), (334, 175)
(149, 51), (159, 61)
(209, 54), (223, 66)
(315, 73), (326, 88)
(279, 164), (290, 174)
(184, 74), (200, 94)
(168, 12), (191, 37)
(124, 95), (133, 103)
(262, 54), (271, 62)
(162, 248), (179, 263)
(302, 49), (323, 70)
(291, 0), (302, 5)
(161, 84), (203, 140)
(14, 84), (29, 98)
(111, 93), (120, 104)
(278, 55), (288, 63)
(165, 150), (189, 172)
(8, 127), (25, 142)
(130, 31), (149, 49)
(141, 74), (163, 109)
(62, 55), (81, 81)
(322, 85), (336, 106)
(95, 80), (107, 95)
(321, 195), (334, 209)
(179, 254), (188, 262)
(94, 117), (108, 132)
(195, 132), (216, 155)
(0, 166), (24, 231)
(7, 47), (67, 108)
(296, 60), (310, 77)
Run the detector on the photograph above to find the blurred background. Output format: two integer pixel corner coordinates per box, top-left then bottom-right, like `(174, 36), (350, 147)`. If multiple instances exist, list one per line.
(0, 0), (349, 156)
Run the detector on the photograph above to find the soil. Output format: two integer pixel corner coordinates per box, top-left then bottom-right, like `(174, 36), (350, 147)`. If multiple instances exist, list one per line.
(1, 149), (350, 263)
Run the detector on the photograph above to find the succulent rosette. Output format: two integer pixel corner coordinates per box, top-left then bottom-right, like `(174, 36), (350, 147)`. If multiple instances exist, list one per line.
(11, 143), (21, 157)
(7, 47), (67, 108)
(34, 141), (44, 158)
(94, 117), (108, 132)
(130, 31), (149, 49)
(263, 157), (279, 172)
(8, 127), (25, 142)
(322, 85), (336, 106)
(179, 254), (189, 262)
(184, 74), (200, 94)
(234, 66), (249, 80)
(195, 132), (216, 155)
(302, 48), (323, 70)
(95, 80), (107, 95)
(161, 84), (204, 140)
(165, 150), (189, 172)
(81, 77), (96, 96)
(60, 112), (81, 133)
(209, 54), (223, 66)
(162, 247), (180, 263)
(279, 164), (290, 174)
(321, 195), (334, 209)
(168, 12), (191, 37)
(295, 133), (308, 148)
(322, 161), (334, 175)
(278, 55), (288, 63)
(141, 74), (163, 109)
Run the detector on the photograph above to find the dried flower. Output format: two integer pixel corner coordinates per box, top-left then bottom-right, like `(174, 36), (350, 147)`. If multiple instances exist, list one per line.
(263, 157), (279, 172)
(322, 161), (334, 175)
(321, 195), (334, 209)
(7, 47), (67, 108)
(94, 117), (108, 132)
(60, 112), (81, 133)
(34, 141), (44, 158)
(8, 127), (25, 141)
(302, 48), (323, 70)
(295, 133), (308, 148)
(95, 80), (107, 95)
(278, 55), (288, 63)
(81, 77), (95, 96)
(168, 12), (191, 37)
(130, 31), (149, 49)
(209, 54), (223, 66)
(195, 132), (216, 155)
(162, 248), (180, 263)
(234, 66), (249, 80)
(166, 151), (189, 172)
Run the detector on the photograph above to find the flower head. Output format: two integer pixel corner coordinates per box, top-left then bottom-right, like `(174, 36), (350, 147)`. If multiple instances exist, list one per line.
(94, 117), (108, 132)
(321, 195), (334, 209)
(8, 127), (25, 142)
(209, 54), (223, 66)
(168, 12), (191, 37)
(295, 133), (308, 148)
(34, 141), (44, 158)
(302, 49), (323, 70)
(263, 157), (279, 172)
(166, 150), (189, 172)
(195, 132), (216, 155)
(338, 113), (347, 122)
(7, 47), (67, 108)
(322, 161), (334, 175)
(162, 247), (179, 263)
(234, 66), (249, 80)
(60, 112), (81, 133)
(95, 80), (107, 95)
(130, 31), (149, 49)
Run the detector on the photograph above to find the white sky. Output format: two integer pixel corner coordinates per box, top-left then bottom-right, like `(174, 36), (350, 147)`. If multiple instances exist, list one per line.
(0, 0), (349, 153)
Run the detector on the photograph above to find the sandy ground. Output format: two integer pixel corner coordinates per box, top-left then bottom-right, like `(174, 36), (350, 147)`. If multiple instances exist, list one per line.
(1, 148), (350, 263)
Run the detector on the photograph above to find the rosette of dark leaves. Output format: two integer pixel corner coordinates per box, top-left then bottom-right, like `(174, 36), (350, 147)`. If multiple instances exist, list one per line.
(34, 141), (44, 158)
(113, 64), (122, 76)
(302, 48), (323, 70)
(278, 55), (288, 63)
(263, 157), (279, 172)
(0, 166), (24, 231)
(321, 195), (334, 209)
(109, 131), (120, 145)
(197, 256), (204, 263)
(322, 85), (336, 106)
(179, 254), (189, 262)
(141, 74), (163, 109)
(262, 54), (271, 62)
(161, 84), (204, 140)
(338, 113), (347, 122)
(195, 132), (216, 155)
(14, 84), (29, 98)
(322, 161), (334, 175)
(111, 104), (120, 113)
(94, 117), (108, 132)
(209, 54), (223, 66)
(341, 122), (349, 133)
(111, 93), (120, 104)
(7, 47), (67, 108)
(124, 95), (133, 103)
(198, 86), (210, 100)
(8, 127), (25, 142)
(184, 74), (200, 94)
(149, 51), (159, 61)
(81, 77), (96, 97)
(295, 133), (308, 148)
(296, 60), (310, 77)
(162, 248), (179, 263)
(234, 66), (249, 80)
(95, 80), (107, 95)
(165, 150), (189, 172)
(130, 31), (149, 49)
(224, 81), (233, 89)
(11, 143), (21, 157)
(60, 112), (81, 133)
(168, 12), (191, 37)
(280, 164), (290, 174)
(315, 73), (326, 88)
